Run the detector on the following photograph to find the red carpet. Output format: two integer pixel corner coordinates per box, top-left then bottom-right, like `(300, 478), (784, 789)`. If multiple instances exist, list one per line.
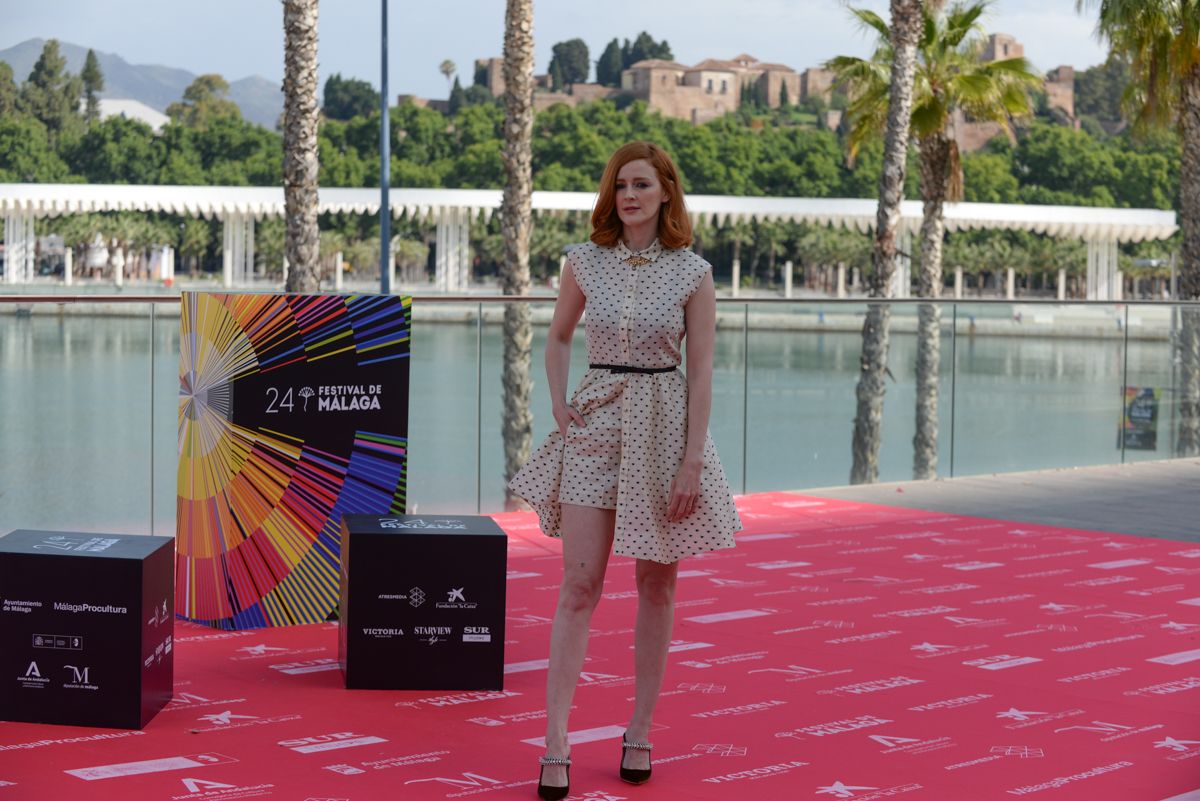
(2, 492), (1199, 801)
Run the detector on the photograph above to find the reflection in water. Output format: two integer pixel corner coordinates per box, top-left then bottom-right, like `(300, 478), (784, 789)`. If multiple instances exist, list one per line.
(0, 310), (1181, 533)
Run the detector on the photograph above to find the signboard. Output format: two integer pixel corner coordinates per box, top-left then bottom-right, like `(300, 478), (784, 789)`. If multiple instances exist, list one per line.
(0, 530), (174, 729)
(177, 292), (411, 629)
(1119, 386), (1161, 451)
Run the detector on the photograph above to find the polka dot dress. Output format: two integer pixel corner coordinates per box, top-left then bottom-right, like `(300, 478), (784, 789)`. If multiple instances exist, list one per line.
(508, 238), (741, 564)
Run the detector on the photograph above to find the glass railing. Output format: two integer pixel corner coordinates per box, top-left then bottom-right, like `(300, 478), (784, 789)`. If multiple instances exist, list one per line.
(1, 295), (1195, 536)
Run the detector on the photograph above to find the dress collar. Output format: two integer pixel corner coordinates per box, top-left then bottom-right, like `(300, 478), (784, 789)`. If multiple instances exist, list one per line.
(616, 238), (663, 265)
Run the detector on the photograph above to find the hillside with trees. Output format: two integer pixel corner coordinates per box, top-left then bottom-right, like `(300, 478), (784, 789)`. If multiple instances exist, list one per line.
(0, 38), (1182, 292)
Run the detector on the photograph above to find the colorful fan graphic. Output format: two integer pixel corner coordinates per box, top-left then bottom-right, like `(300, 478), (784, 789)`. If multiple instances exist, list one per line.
(177, 292), (411, 629)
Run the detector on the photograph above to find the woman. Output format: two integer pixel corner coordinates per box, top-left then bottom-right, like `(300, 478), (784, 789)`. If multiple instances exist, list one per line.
(509, 141), (741, 800)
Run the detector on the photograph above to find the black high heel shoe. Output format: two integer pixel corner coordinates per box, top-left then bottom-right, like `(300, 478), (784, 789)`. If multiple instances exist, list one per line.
(620, 732), (653, 785)
(537, 753), (571, 801)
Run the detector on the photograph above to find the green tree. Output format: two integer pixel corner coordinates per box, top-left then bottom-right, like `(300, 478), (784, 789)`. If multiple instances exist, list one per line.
(548, 38), (589, 86)
(166, 74), (242, 129)
(322, 73), (379, 120)
(1080, 0), (1200, 453)
(81, 49), (104, 124)
(780, 80), (790, 107)
(832, 0), (1040, 480)
(961, 149), (1019, 202)
(596, 39), (624, 87)
(449, 76), (467, 114)
(68, 115), (159, 183)
(19, 39), (83, 138)
(0, 62), (19, 117)
(178, 218), (212, 276)
(622, 32), (673, 68)
(1013, 122), (1120, 205)
(1074, 55), (1130, 128)
(0, 115), (72, 182)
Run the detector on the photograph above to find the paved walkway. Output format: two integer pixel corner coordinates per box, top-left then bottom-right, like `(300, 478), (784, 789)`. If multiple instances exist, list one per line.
(805, 457), (1200, 543)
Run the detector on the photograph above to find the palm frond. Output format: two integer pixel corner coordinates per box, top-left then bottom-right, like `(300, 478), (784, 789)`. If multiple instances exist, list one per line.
(848, 7), (891, 40)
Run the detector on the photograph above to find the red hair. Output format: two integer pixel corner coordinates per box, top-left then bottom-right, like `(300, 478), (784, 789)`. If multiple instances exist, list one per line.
(590, 141), (692, 250)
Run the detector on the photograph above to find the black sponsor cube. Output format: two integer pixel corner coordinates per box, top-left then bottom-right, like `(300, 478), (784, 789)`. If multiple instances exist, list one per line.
(339, 515), (507, 690)
(0, 530), (174, 729)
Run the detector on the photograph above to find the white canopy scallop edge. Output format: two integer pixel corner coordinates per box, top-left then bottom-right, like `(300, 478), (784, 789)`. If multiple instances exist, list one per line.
(0, 184), (1178, 243)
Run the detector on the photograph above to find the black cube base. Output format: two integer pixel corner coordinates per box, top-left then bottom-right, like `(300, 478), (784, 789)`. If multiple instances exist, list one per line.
(0, 530), (174, 729)
(339, 515), (507, 690)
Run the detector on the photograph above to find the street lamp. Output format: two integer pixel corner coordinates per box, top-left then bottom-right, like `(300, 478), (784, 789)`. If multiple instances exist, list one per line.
(380, 0), (391, 294)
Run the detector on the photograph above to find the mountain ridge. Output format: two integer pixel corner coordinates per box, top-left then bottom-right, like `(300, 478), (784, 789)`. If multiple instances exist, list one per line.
(0, 38), (282, 129)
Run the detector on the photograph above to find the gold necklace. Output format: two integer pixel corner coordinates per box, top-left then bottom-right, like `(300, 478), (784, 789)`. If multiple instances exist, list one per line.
(623, 254), (652, 267)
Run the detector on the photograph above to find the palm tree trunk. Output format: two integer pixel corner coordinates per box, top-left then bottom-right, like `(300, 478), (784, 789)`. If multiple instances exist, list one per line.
(850, 0), (923, 485)
(913, 133), (950, 479)
(283, 0), (320, 293)
(1177, 64), (1200, 456)
(500, 0), (535, 504)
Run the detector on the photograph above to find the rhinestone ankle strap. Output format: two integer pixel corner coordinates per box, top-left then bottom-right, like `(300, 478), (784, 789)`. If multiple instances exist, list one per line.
(538, 755), (572, 766)
(622, 739), (653, 751)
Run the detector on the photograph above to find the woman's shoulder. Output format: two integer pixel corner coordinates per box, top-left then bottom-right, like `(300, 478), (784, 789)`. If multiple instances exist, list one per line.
(662, 246), (712, 273)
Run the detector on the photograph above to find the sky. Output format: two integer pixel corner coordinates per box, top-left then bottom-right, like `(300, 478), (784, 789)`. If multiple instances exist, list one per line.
(3, 0), (1110, 100)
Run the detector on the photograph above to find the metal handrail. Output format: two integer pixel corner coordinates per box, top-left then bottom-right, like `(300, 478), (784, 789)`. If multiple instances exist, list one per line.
(3, 293), (1200, 307)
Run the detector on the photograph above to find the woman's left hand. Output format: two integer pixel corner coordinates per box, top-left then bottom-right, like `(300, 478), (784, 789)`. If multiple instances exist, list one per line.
(667, 459), (703, 522)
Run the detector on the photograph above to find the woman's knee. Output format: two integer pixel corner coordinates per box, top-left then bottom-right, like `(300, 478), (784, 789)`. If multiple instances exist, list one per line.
(558, 572), (603, 613)
(636, 568), (677, 607)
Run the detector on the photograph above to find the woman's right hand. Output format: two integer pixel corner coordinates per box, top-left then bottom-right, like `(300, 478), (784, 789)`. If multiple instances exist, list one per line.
(553, 401), (586, 439)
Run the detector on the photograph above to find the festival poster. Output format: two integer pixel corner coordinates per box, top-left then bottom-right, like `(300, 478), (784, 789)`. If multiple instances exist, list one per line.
(177, 292), (411, 629)
(1119, 386), (1160, 451)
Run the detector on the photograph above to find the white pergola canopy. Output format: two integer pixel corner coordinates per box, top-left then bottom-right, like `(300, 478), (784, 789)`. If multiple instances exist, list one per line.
(0, 183), (1179, 297)
(0, 183), (1178, 242)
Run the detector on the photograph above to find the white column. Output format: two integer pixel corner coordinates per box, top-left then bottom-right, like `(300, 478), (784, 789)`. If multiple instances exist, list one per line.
(282, 253), (289, 287)
(434, 215), (448, 292)
(836, 262), (846, 299)
(222, 217), (233, 288)
(112, 242), (125, 288)
(731, 257), (741, 298)
(63, 248), (73, 286)
(1006, 267), (1015, 300)
(244, 216), (255, 284)
(1057, 268), (1066, 301)
(1115, 270), (1124, 301)
(1108, 241), (1120, 301)
(783, 259), (793, 299)
(23, 214), (36, 282)
(954, 266), (963, 299)
(458, 207), (471, 290)
(334, 250), (344, 291)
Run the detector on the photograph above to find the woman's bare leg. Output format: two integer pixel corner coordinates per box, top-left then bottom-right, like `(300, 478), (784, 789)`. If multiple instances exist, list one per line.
(624, 557), (679, 771)
(541, 503), (615, 787)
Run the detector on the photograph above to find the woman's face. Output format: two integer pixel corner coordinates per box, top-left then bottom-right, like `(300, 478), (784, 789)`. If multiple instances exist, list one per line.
(614, 158), (668, 231)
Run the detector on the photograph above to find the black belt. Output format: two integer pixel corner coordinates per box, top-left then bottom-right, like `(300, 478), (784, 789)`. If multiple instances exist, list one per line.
(589, 363), (676, 374)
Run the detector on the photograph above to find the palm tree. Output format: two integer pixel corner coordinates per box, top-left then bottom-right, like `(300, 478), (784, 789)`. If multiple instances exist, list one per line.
(282, 0), (320, 293)
(833, 0), (1040, 479)
(500, 0), (535, 504)
(439, 59), (457, 90)
(1080, 0), (1200, 455)
(840, 0), (925, 485)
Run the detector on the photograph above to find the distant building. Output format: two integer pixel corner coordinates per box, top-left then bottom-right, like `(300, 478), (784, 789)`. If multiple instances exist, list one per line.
(98, 98), (170, 132)
(475, 52), (802, 124)
(950, 33), (1078, 153)
(800, 68), (838, 103)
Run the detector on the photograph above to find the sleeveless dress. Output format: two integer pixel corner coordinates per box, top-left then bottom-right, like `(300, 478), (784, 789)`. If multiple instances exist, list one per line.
(508, 238), (741, 564)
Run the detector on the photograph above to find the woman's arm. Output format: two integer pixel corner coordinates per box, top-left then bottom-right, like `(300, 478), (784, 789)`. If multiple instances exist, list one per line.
(668, 270), (716, 521)
(546, 261), (587, 437)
